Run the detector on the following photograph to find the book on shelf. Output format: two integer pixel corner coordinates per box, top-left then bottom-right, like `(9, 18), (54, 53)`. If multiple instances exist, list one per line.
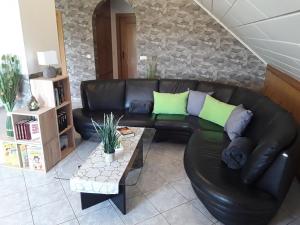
(19, 144), (29, 168)
(27, 145), (44, 171)
(54, 82), (65, 106)
(57, 111), (68, 132)
(117, 127), (135, 138)
(15, 120), (40, 141)
(1, 141), (21, 167)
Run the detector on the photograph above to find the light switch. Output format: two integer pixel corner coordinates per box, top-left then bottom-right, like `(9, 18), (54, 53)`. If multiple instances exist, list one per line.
(140, 56), (147, 61)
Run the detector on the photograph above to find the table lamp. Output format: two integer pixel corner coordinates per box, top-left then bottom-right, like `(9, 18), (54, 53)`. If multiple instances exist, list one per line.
(37, 50), (58, 78)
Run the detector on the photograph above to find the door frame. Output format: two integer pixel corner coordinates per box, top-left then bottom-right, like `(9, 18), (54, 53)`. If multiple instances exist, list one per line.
(116, 13), (136, 79)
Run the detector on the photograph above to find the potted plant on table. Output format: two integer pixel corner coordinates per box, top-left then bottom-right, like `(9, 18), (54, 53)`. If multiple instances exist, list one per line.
(92, 113), (122, 163)
(0, 55), (21, 137)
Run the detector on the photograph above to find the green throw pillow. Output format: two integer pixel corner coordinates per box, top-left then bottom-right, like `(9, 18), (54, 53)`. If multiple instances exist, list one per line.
(199, 95), (236, 127)
(153, 91), (189, 115)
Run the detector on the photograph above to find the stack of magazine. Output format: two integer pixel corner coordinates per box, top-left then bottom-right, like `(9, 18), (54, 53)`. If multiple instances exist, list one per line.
(117, 127), (135, 138)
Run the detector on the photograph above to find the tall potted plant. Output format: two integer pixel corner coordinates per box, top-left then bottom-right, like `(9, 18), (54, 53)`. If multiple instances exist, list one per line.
(92, 113), (122, 163)
(0, 55), (21, 137)
(146, 56), (158, 79)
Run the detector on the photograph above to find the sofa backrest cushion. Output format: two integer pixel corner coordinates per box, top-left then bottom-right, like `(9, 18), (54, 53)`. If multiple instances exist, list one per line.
(81, 80), (125, 111)
(196, 81), (237, 103)
(229, 87), (285, 143)
(241, 111), (297, 184)
(159, 79), (198, 93)
(125, 79), (158, 109)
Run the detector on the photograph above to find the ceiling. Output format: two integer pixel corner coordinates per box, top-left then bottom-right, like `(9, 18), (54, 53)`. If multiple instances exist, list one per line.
(194, 0), (300, 80)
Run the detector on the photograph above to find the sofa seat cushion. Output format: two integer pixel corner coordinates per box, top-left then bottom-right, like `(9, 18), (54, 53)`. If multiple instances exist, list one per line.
(187, 116), (224, 132)
(122, 113), (156, 127)
(154, 114), (191, 131)
(73, 108), (125, 133)
(184, 130), (278, 215)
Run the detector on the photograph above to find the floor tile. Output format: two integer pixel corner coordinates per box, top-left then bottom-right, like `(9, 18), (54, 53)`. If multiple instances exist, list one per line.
(32, 198), (75, 225)
(170, 177), (197, 201)
(269, 204), (295, 225)
(155, 159), (186, 182)
(137, 168), (168, 193)
(55, 153), (83, 179)
(145, 184), (187, 212)
(27, 180), (66, 208)
(114, 195), (159, 225)
(0, 209), (33, 225)
(0, 192), (30, 218)
(126, 184), (142, 199)
(60, 178), (76, 196)
(67, 192), (111, 217)
(0, 176), (26, 197)
(162, 202), (213, 225)
(288, 217), (300, 225)
(75, 141), (99, 161)
(59, 218), (80, 225)
(281, 180), (300, 219)
(0, 166), (23, 180)
(78, 205), (124, 225)
(23, 168), (57, 188)
(136, 214), (169, 225)
(191, 199), (218, 223)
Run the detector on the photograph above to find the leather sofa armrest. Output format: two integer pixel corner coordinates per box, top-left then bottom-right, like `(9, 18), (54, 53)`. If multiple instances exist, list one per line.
(256, 130), (300, 201)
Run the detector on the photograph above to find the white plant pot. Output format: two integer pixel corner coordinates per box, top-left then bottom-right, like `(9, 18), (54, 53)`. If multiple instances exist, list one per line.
(105, 152), (115, 163)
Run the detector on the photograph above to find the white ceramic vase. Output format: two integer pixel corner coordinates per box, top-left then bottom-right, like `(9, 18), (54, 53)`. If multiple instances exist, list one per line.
(105, 152), (115, 163)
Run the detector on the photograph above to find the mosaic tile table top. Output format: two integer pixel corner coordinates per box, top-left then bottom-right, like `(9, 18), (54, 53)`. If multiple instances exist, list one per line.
(70, 127), (144, 195)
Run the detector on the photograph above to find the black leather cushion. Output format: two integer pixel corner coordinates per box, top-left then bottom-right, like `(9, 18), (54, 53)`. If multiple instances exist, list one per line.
(196, 81), (237, 103)
(184, 130), (278, 225)
(81, 80), (125, 111)
(241, 111), (297, 184)
(128, 100), (152, 114)
(187, 116), (224, 132)
(154, 114), (191, 131)
(230, 87), (287, 143)
(159, 79), (198, 93)
(229, 87), (262, 109)
(73, 108), (125, 137)
(125, 79), (158, 109)
(122, 112), (156, 127)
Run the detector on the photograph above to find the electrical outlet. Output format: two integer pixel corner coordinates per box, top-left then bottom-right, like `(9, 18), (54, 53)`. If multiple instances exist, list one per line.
(140, 56), (147, 61)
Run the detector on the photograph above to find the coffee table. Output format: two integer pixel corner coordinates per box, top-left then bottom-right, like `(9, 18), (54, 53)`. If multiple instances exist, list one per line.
(70, 127), (144, 214)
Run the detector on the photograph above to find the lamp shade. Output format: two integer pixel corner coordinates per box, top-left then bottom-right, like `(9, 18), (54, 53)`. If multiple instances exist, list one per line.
(37, 51), (58, 66)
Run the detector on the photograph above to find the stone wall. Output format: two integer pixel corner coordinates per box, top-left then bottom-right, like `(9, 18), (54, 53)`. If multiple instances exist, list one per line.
(55, 0), (266, 101)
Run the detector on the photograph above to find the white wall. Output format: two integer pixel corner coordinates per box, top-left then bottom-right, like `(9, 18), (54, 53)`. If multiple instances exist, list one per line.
(18, 0), (60, 74)
(196, 0), (300, 80)
(0, 0), (28, 74)
(111, 0), (134, 78)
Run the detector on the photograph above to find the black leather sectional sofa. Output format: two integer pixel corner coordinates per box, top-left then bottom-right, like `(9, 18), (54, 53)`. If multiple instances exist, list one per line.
(73, 79), (300, 225)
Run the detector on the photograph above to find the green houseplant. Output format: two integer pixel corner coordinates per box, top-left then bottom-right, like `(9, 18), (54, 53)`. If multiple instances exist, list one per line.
(146, 56), (158, 79)
(92, 113), (122, 163)
(0, 55), (21, 137)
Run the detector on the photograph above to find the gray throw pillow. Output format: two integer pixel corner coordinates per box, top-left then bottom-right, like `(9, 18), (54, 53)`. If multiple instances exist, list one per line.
(187, 90), (213, 116)
(224, 105), (253, 140)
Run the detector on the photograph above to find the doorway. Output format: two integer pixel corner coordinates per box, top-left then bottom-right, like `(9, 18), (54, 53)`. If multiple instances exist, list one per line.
(116, 13), (137, 79)
(93, 0), (137, 80)
(93, 0), (113, 80)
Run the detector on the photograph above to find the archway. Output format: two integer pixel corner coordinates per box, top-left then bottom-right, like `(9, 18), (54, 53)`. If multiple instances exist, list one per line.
(92, 0), (113, 80)
(92, 0), (137, 80)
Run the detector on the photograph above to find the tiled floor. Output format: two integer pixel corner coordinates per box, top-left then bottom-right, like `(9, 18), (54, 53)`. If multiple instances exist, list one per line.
(0, 129), (300, 225)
